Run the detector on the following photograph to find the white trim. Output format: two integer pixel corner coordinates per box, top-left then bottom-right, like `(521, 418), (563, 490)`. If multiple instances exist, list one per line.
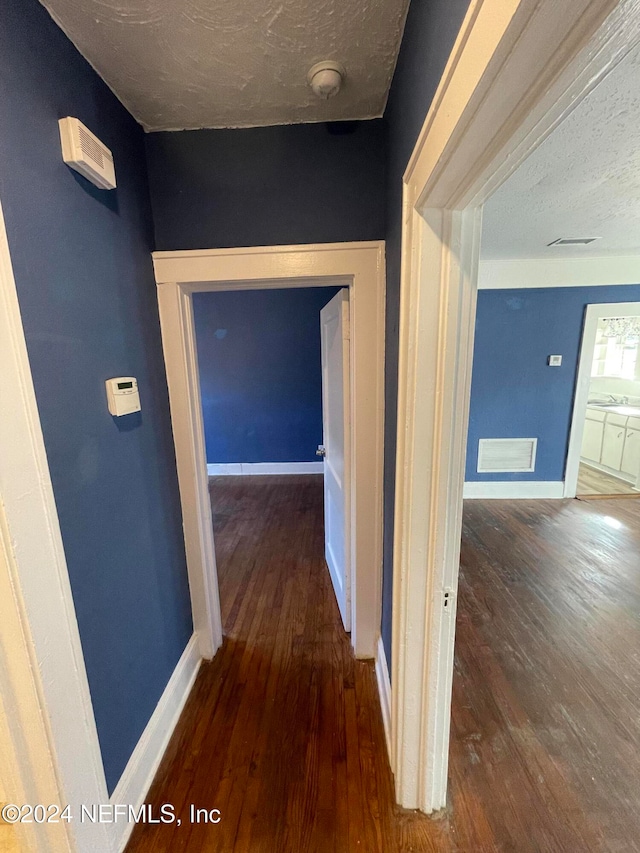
(463, 481), (564, 499)
(479, 256), (640, 290)
(0, 197), (113, 850)
(394, 0), (640, 815)
(375, 637), (392, 764)
(207, 462), (324, 476)
(0, 501), (73, 853)
(153, 241), (385, 660)
(564, 301), (640, 497)
(111, 635), (201, 853)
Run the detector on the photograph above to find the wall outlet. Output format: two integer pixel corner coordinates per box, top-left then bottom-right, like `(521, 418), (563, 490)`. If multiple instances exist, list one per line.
(548, 355), (562, 366)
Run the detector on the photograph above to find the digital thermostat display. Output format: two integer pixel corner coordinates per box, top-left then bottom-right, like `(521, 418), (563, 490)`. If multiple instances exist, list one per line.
(105, 376), (140, 417)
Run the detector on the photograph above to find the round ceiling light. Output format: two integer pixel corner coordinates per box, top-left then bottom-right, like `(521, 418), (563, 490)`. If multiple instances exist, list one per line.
(307, 61), (346, 100)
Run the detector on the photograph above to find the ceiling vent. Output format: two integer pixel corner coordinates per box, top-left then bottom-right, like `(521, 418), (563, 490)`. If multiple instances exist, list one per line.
(477, 438), (537, 473)
(59, 117), (116, 190)
(547, 237), (599, 247)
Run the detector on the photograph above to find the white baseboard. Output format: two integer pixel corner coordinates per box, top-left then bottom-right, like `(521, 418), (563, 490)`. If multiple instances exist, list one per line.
(110, 635), (201, 852)
(463, 481), (565, 499)
(375, 636), (392, 766)
(207, 462), (323, 476)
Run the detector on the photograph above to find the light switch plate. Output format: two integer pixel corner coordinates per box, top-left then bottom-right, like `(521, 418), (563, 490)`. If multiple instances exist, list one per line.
(548, 355), (562, 366)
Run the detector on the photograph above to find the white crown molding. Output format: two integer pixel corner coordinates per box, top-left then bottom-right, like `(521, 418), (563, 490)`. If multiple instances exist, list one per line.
(478, 256), (640, 290)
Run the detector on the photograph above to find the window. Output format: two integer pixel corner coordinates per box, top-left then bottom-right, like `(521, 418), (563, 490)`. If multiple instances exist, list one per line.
(591, 316), (640, 380)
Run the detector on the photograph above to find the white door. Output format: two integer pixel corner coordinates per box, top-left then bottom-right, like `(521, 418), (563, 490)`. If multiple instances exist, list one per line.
(319, 289), (351, 632)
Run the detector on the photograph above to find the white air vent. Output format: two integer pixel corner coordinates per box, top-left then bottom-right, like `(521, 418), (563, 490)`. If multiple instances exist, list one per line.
(477, 438), (537, 473)
(547, 237), (599, 246)
(58, 117), (116, 190)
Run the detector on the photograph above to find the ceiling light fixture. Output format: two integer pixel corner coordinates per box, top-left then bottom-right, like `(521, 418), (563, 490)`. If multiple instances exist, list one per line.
(307, 61), (345, 100)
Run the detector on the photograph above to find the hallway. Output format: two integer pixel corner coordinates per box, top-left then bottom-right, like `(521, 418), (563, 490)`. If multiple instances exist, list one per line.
(126, 475), (433, 851)
(126, 480), (640, 852)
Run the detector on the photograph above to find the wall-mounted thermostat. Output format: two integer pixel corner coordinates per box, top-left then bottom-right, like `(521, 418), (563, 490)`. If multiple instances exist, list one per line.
(548, 355), (562, 366)
(106, 377), (140, 416)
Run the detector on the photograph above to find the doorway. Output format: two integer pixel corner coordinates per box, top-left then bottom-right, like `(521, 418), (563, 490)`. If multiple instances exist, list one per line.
(392, 0), (640, 816)
(152, 242), (385, 662)
(566, 302), (640, 499)
(191, 284), (353, 632)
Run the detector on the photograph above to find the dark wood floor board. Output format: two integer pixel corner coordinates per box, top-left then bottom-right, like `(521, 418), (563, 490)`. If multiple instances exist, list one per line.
(127, 480), (640, 852)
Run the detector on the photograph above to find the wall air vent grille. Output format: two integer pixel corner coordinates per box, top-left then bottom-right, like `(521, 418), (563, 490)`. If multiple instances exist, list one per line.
(477, 438), (537, 473)
(58, 117), (116, 190)
(547, 237), (599, 246)
(78, 125), (106, 169)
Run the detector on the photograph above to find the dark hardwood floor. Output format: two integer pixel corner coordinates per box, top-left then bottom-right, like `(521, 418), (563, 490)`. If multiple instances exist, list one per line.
(126, 479), (640, 852)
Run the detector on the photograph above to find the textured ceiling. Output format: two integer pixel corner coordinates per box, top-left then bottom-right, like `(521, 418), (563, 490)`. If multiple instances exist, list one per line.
(40, 0), (409, 131)
(482, 42), (640, 260)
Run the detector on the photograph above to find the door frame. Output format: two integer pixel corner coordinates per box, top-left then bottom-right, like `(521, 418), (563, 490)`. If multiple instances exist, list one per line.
(0, 197), (112, 850)
(565, 301), (640, 496)
(392, 0), (640, 812)
(152, 241), (385, 660)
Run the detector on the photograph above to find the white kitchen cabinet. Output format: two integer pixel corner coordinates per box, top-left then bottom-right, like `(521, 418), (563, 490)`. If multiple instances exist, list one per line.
(601, 421), (626, 470)
(621, 428), (640, 477)
(581, 417), (604, 463)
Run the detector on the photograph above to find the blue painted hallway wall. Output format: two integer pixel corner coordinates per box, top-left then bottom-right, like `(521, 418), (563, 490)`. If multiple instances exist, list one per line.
(145, 121), (386, 251)
(466, 285), (640, 482)
(0, 0), (193, 793)
(194, 288), (340, 464)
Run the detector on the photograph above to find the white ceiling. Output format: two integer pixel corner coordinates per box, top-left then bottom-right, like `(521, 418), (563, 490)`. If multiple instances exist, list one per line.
(482, 41), (640, 260)
(40, 0), (409, 132)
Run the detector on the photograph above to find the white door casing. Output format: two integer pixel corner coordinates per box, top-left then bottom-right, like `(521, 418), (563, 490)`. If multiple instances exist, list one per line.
(152, 242), (385, 660)
(0, 196), (112, 850)
(394, 0), (640, 815)
(320, 289), (352, 632)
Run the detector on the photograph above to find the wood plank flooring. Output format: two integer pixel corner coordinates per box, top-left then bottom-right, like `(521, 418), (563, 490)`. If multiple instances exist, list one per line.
(126, 478), (640, 852)
(577, 462), (640, 498)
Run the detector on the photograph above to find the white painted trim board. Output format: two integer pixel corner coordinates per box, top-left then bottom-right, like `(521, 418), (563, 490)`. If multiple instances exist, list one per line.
(479, 256), (640, 290)
(394, 0), (640, 815)
(375, 637), (392, 766)
(153, 241), (385, 661)
(0, 196), (113, 850)
(111, 635), (201, 853)
(207, 462), (323, 476)
(463, 481), (564, 499)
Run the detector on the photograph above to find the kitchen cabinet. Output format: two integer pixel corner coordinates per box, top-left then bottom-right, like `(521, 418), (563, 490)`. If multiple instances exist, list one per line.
(621, 427), (640, 477)
(601, 421), (626, 470)
(581, 406), (640, 485)
(581, 417), (604, 463)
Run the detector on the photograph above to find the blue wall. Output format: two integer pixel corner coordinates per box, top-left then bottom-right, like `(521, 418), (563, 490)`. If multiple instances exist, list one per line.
(146, 121), (386, 250)
(0, 0), (192, 793)
(194, 288), (340, 463)
(466, 285), (640, 482)
(381, 0), (472, 665)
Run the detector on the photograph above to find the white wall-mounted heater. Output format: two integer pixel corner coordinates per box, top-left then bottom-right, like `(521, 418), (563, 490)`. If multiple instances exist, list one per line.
(58, 117), (116, 190)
